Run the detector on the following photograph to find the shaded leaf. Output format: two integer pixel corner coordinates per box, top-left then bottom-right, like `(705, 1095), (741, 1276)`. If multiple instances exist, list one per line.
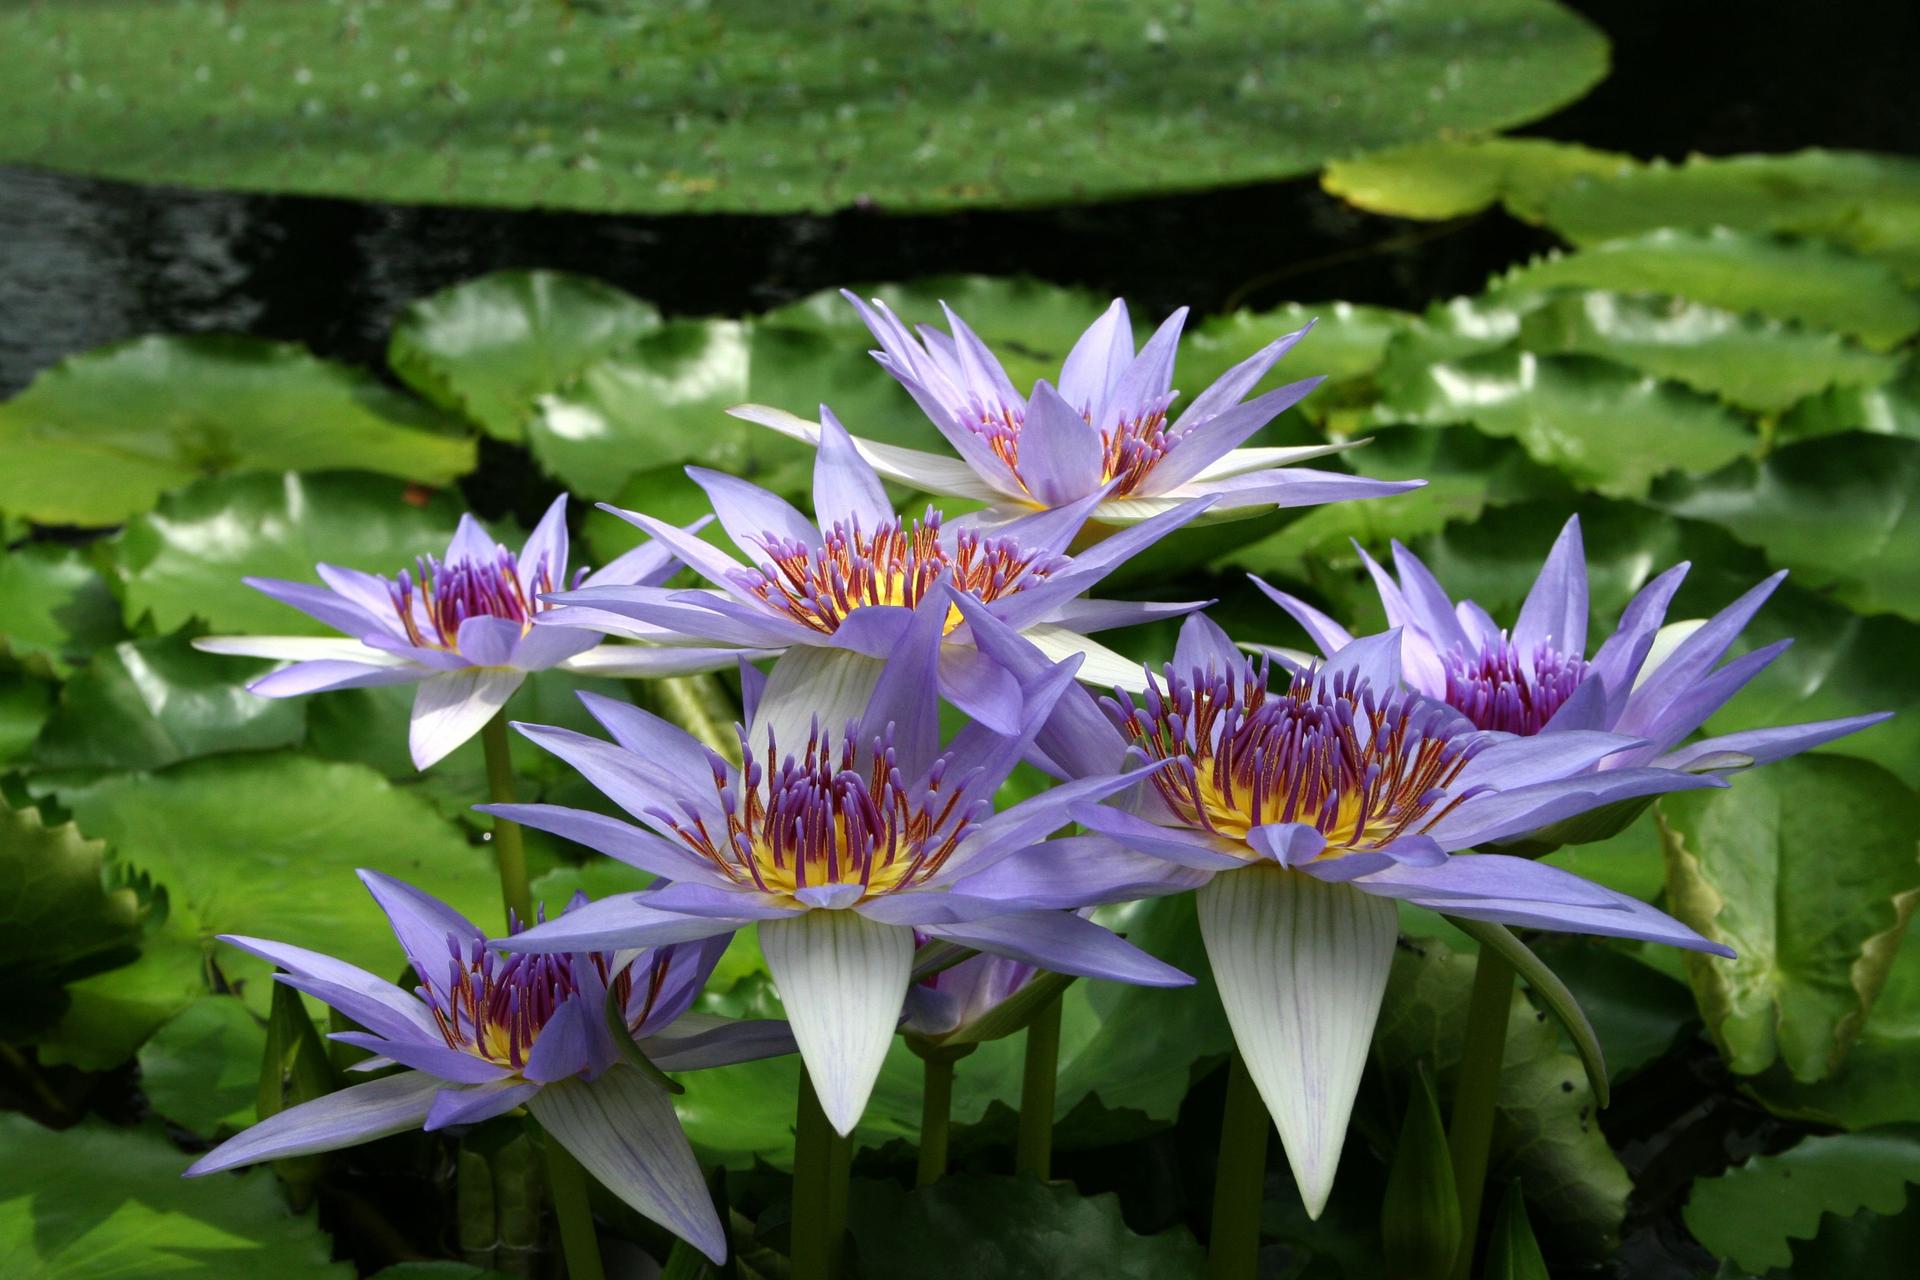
(846, 1174), (1204, 1279)
(1374, 936), (1630, 1255)
(1484, 1179), (1553, 1280)
(1529, 939), (1697, 1079)
(1683, 1126), (1920, 1274)
(0, 672), (55, 765)
(1661, 755), (1920, 1082)
(1649, 432), (1920, 623)
(1782, 360), (1920, 442)
(0, 1), (1606, 214)
(0, 1115), (352, 1278)
(32, 633), (306, 772)
(0, 336), (475, 526)
(1377, 350), (1755, 497)
(0, 544), (128, 677)
(389, 271), (662, 442)
(108, 471), (468, 637)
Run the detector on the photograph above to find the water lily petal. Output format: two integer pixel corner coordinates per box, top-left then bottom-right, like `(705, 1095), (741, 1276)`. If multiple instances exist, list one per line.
(409, 667), (524, 769)
(815, 407), (895, 532)
(1247, 576), (1353, 660)
(425, 1080), (542, 1130)
(920, 909), (1192, 988)
(1512, 515), (1588, 656)
(185, 1071), (442, 1176)
(1020, 380), (1107, 505)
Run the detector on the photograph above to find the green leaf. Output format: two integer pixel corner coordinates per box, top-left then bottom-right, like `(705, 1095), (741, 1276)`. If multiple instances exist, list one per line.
(1381, 1069), (1461, 1280)
(1660, 755), (1920, 1082)
(35, 919), (210, 1070)
(32, 633), (307, 772)
(388, 271), (662, 441)
(1528, 940), (1697, 1080)
(0, 1), (1606, 214)
(1782, 359), (1920, 441)
(108, 471), (469, 637)
(1322, 136), (1631, 221)
(137, 995), (265, 1135)
(1484, 1180), (1552, 1280)
(49, 752), (504, 1017)
(846, 1175), (1204, 1279)
(1494, 230), (1920, 351)
(1447, 918), (1609, 1107)
(1374, 936), (1631, 1256)
(0, 797), (145, 1039)
(1517, 291), (1900, 413)
(1535, 149), (1920, 282)
(0, 544), (128, 677)
(0, 672), (55, 765)
(1182, 301), (1417, 432)
(0, 1114), (353, 1278)
(1683, 1126), (1920, 1274)
(258, 978), (341, 1205)
(1377, 350), (1755, 497)
(1649, 432), (1920, 622)
(0, 336), (475, 526)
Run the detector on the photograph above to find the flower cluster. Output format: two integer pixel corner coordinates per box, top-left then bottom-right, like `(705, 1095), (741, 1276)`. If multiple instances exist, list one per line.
(193, 292), (1887, 1262)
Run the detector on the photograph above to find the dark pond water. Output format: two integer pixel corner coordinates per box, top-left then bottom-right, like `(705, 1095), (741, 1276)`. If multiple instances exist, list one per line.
(3, 0), (1915, 398)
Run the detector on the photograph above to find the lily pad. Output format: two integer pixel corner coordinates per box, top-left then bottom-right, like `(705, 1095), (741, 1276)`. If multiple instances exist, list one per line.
(1494, 230), (1920, 352)
(138, 995), (267, 1136)
(388, 271), (662, 442)
(1321, 136), (1631, 221)
(0, 672), (55, 764)
(1782, 360), (1920, 441)
(32, 633), (307, 772)
(1661, 755), (1920, 1082)
(1516, 291), (1899, 413)
(0, 544), (128, 677)
(49, 752), (503, 1015)
(1683, 1126), (1920, 1274)
(0, 1114), (351, 1278)
(1648, 432), (1920, 623)
(847, 1175), (1205, 1279)
(0, 0), (1607, 214)
(1376, 350), (1755, 498)
(109, 471), (468, 637)
(0, 336), (475, 527)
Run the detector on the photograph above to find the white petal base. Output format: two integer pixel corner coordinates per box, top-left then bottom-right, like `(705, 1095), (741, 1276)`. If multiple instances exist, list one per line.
(1196, 865), (1397, 1219)
(760, 910), (912, 1136)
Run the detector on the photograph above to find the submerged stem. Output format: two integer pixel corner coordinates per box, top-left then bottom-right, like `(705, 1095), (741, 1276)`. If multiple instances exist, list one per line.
(1207, 1051), (1270, 1280)
(539, 1126), (608, 1280)
(917, 1052), (957, 1187)
(1446, 946), (1517, 1280)
(792, 1069), (847, 1280)
(1014, 994), (1062, 1179)
(480, 710), (533, 929)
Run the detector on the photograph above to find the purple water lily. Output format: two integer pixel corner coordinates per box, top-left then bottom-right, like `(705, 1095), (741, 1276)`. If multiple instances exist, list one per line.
(480, 597), (1192, 1135)
(946, 604), (1734, 1217)
(903, 946), (1040, 1042)
(194, 495), (734, 768)
(532, 412), (1216, 724)
(1253, 516), (1890, 779)
(185, 872), (793, 1263)
(729, 293), (1420, 526)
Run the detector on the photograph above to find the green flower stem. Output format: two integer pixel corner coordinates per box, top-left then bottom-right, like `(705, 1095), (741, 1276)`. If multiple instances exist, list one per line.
(1445, 946), (1517, 1280)
(479, 710), (533, 929)
(540, 1130), (609, 1280)
(1014, 993), (1062, 1178)
(1207, 1051), (1270, 1280)
(792, 1069), (847, 1280)
(916, 1051), (958, 1187)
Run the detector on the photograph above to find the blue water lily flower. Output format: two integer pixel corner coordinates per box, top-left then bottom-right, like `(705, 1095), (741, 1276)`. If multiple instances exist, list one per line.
(1253, 516), (1890, 776)
(194, 494), (734, 767)
(481, 596), (1192, 1136)
(185, 872), (793, 1263)
(949, 605), (1735, 1218)
(729, 293), (1420, 525)
(532, 411), (1217, 723)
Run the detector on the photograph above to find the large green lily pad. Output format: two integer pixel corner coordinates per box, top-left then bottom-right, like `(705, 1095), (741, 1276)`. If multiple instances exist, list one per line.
(2, 1), (1605, 214)
(1661, 756), (1920, 1083)
(0, 337), (475, 527)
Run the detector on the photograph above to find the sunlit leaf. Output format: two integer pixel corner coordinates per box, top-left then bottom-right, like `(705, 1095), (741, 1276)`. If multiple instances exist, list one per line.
(1661, 756), (1920, 1082)
(0, 337), (475, 526)
(0, 1), (1606, 214)
(1322, 136), (1630, 220)
(0, 545), (127, 677)
(137, 995), (266, 1136)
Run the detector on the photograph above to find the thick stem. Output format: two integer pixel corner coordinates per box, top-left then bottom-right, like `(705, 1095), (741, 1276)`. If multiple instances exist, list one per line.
(916, 1053), (957, 1187)
(1014, 994), (1062, 1179)
(1208, 1051), (1270, 1280)
(791, 1070), (846, 1280)
(479, 711), (533, 929)
(540, 1129), (608, 1280)
(1446, 947), (1517, 1280)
